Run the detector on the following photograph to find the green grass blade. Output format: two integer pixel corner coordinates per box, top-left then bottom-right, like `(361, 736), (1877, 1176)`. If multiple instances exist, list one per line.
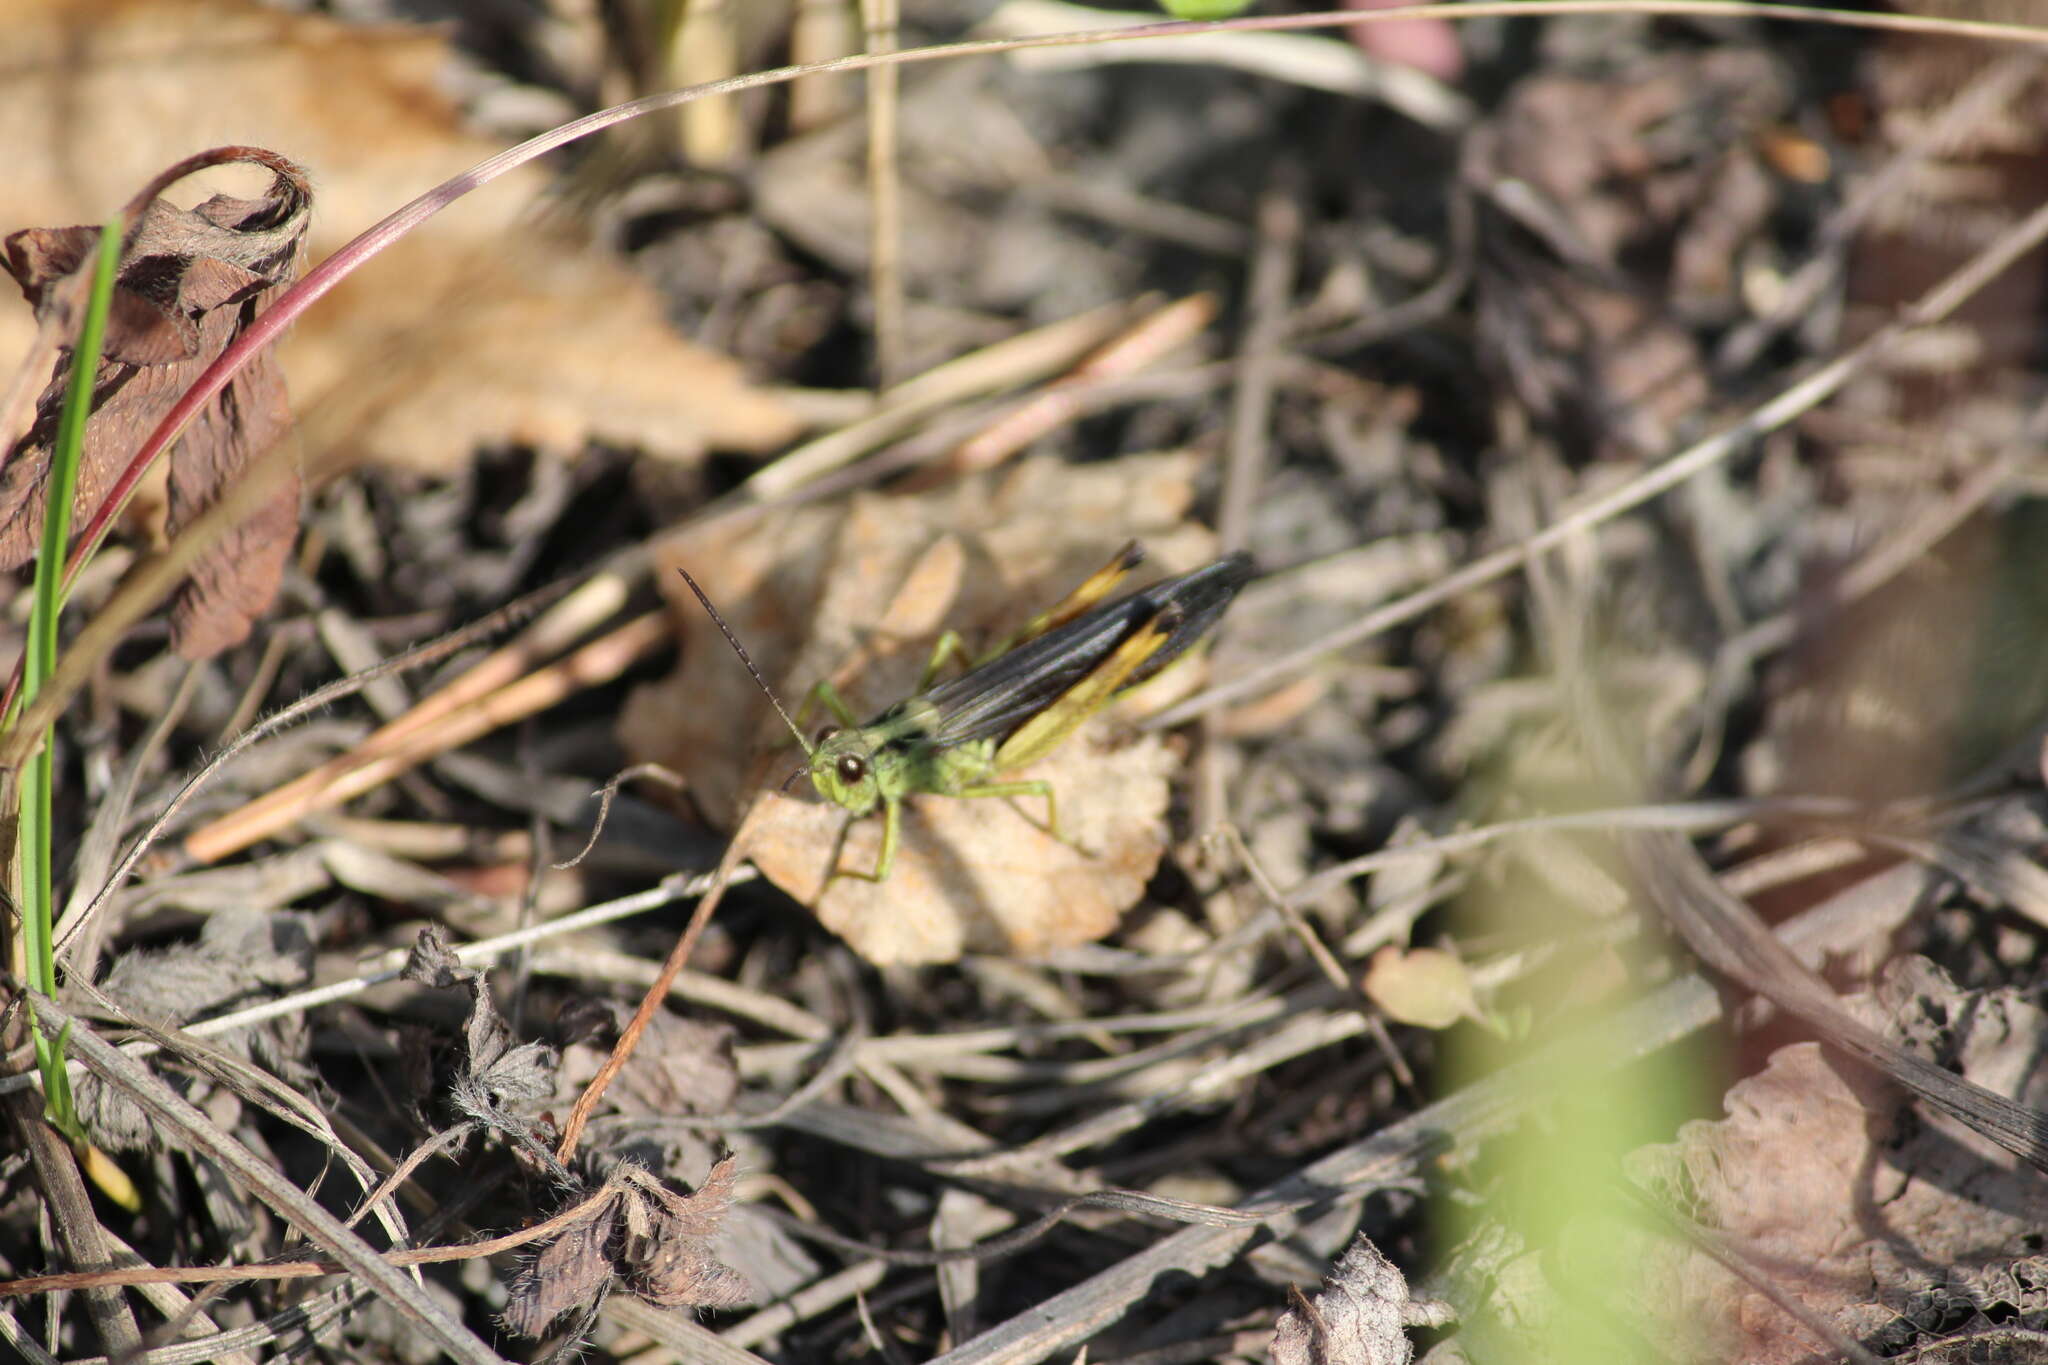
(18, 214), (123, 1140)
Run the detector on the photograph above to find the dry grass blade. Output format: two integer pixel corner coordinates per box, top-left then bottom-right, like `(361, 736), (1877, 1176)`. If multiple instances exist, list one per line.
(923, 858), (1936, 1363)
(938, 293), (1218, 479)
(54, 581), (577, 959)
(863, 0), (907, 386)
(739, 301), (1142, 503)
(183, 609), (667, 862)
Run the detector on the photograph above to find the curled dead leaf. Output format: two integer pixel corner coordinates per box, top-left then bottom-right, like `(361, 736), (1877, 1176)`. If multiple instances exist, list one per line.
(1623, 958), (2048, 1364)
(1, 150), (311, 656)
(1271, 1233), (1453, 1365)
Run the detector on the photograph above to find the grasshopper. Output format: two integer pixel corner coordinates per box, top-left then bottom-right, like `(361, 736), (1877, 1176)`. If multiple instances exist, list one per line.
(681, 541), (1254, 884)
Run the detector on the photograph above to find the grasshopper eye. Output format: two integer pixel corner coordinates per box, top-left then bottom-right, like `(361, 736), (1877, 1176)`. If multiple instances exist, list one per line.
(836, 754), (867, 785)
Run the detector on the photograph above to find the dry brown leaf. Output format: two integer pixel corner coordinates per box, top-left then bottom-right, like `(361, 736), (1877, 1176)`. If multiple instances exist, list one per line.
(3, 0), (801, 479)
(1463, 50), (1790, 452)
(1626, 957), (2048, 1363)
(284, 234), (801, 474)
(747, 725), (1177, 965)
(1753, 509), (2048, 805)
(556, 1000), (740, 1123)
(619, 453), (1218, 964)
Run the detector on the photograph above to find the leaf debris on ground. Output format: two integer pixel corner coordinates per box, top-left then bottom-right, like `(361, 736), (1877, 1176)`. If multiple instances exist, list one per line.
(9, 5), (2048, 1364)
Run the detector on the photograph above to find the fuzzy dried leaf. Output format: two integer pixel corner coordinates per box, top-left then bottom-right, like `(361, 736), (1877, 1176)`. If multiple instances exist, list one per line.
(504, 1158), (753, 1337)
(400, 924), (559, 1116)
(73, 909), (315, 1153)
(2, 159), (311, 655)
(398, 922), (473, 991)
(1272, 1234), (1453, 1365)
(618, 1158), (753, 1311)
(619, 454), (1218, 964)
(3, 0), (801, 481)
(502, 1198), (619, 1338)
(1361, 946), (1481, 1030)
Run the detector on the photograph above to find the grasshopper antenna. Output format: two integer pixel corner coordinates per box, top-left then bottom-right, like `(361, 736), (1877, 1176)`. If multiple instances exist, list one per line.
(676, 568), (813, 755)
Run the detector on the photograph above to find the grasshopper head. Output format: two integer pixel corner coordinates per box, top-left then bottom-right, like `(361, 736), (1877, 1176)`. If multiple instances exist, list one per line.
(808, 725), (883, 816)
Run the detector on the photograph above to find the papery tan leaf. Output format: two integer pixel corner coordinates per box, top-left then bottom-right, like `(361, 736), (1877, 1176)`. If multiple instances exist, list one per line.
(1362, 946), (1481, 1030)
(619, 453), (1219, 964)
(745, 728), (1177, 964)
(287, 235), (802, 474)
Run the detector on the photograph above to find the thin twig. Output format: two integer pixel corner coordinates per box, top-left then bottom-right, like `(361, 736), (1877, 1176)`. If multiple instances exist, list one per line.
(552, 799), (768, 1162)
(864, 0), (907, 386)
(54, 582), (572, 961)
(181, 610), (667, 864)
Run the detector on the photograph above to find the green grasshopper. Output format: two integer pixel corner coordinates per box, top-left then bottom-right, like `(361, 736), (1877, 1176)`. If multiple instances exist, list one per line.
(680, 542), (1254, 884)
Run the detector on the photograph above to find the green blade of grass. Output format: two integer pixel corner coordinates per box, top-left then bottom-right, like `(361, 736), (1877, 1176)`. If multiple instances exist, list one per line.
(17, 213), (124, 1139)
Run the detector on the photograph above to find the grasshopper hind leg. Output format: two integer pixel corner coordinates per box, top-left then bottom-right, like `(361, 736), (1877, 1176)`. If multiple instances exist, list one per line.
(795, 678), (863, 731)
(827, 781), (1067, 888)
(955, 779), (1062, 846)
(917, 630), (974, 691)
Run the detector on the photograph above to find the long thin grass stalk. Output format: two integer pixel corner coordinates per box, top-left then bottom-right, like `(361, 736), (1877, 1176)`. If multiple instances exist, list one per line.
(16, 215), (123, 1138)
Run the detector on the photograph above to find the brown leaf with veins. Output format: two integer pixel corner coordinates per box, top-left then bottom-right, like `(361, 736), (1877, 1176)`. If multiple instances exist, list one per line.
(619, 454), (1220, 964)
(1, 154), (311, 656)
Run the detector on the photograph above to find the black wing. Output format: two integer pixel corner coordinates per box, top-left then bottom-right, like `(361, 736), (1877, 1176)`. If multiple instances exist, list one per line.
(920, 552), (1254, 748)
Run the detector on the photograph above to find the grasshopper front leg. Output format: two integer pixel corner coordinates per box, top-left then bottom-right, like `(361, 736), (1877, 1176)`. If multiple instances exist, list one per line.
(828, 793), (901, 884)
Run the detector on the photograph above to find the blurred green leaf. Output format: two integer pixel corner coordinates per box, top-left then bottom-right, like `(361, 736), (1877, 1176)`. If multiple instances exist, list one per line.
(1157, 0), (1254, 18)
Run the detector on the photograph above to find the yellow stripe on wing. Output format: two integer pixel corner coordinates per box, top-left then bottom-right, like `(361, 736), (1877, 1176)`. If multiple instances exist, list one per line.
(992, 600), (1182, 771)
